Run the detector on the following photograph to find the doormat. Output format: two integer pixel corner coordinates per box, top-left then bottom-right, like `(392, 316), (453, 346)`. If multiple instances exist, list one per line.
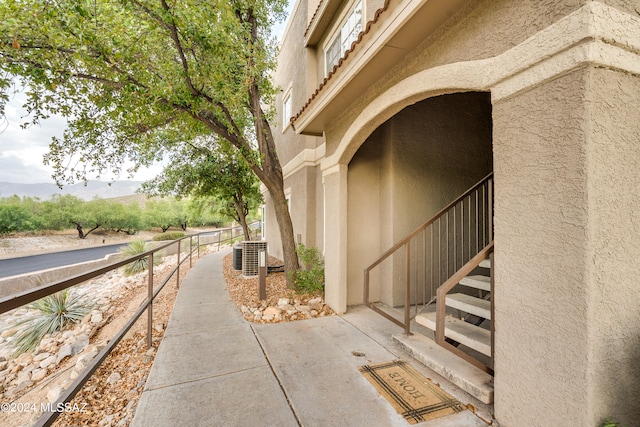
(359, 360), (465, 424)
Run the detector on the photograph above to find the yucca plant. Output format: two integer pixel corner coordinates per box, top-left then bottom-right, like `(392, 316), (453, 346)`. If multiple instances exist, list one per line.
(10, 290), (90, 356)
(120, 239), (162, 276)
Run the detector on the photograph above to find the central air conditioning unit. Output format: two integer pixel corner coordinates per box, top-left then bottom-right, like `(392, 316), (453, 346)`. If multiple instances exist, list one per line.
(242, 241), (268, 277)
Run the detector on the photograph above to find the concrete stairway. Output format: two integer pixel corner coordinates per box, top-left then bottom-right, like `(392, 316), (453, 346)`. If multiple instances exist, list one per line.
(393, 258), (494, 404)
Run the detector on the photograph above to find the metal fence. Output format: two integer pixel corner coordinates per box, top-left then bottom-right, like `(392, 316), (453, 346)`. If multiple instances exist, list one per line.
(0, 222), (260, 427)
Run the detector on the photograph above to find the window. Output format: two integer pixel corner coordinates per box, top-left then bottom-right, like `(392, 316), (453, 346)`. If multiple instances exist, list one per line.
(282, 90), (292, 130)
(325, 1), (362, 75)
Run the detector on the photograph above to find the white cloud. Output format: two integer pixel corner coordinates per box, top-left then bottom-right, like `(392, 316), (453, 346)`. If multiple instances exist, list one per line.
(0, 91), (161, 185)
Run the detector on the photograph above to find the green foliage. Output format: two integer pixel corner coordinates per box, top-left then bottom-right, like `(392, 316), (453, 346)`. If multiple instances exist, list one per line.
(40, 194), (84, 230)
(120, 239), (162, 276)
(291, 244), (325, 294)
(600, 419), (623, 427)
(186, 198), (227, 227)
(10, 290), (90, 356)
(0, 197), (41, 234)
(143, 198), (188, 232)
(0, 193), (188, 235)
(140, 142), (262, 239)
(0, 0), (287, 186)
(0, 0), (301, 279)
(152, 232), (185, 241)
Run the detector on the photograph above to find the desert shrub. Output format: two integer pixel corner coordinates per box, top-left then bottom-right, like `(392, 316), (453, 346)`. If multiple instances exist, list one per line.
(120, 239), (162, 276)
(10, 290), (90, 356)
(152, 232), (185, 241)
(291, 244), (324, 294)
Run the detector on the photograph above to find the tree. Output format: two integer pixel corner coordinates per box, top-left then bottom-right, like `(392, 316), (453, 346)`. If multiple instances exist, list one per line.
(141, 141), (262, 241)
(143, 198), (186, 232)
(0, 196), (41, 233)
(0, 0), (300, 285)
(40, 194), (84, 231)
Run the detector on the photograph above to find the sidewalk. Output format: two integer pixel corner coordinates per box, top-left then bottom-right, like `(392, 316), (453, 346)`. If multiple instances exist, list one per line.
(130, 250), (489, 427)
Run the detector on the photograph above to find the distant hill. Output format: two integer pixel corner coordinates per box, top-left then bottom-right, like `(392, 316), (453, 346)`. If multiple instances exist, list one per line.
(0, 180), (144, 201)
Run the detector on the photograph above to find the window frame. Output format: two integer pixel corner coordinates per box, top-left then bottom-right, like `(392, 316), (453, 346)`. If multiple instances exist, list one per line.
(282, 88), (293, 131)
(324, 0), (363, 76)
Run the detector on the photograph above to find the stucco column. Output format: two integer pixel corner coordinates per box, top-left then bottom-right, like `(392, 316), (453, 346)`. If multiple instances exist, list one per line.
(322, 164), (348, 314)
(493, 66), (640, 427)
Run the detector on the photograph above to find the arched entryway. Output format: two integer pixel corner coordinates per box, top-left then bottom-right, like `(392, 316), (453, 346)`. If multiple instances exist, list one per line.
(346, 91), (493, 306)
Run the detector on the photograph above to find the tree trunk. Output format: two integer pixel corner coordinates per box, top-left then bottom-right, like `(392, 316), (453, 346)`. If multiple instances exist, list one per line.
(245, 84), (300, 288)
(262, 176), (299, 289)
(73, 222), (85, 239)
(234, 200), (251, 241)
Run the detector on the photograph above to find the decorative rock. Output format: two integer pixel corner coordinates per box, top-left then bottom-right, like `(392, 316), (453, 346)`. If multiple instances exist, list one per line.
(263, 307), (280, 316)
(310, 310), (319, 317)
(0, 361), (7, 371)
(69, 369), (79, 381)
(107, 372), (121, 385)
(14, 371), (32, 385)
(34, 352), (52, 362)
(47, 386), (62, 402)
(56, 344), (73, 365)
(31, 368), (47, 381)
(154, 323), (164, 333)
(308, 297), (323, 305)
(72, 334), (90, 355)
(90, 311), (103, 324)
(295, 305), (311, 313)
(75, 345), (99, 371)
(39, 355), (57, 369)
(277, 297), (290, 306)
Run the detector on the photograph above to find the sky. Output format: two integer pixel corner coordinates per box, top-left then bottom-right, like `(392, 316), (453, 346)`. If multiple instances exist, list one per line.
(0, 2), (293, 185)
(0, 90), (164, 184)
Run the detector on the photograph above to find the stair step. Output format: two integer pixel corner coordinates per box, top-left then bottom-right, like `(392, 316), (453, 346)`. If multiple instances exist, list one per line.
(479, 259), (491, 269)
(415, 312), (491, 357)
(459, 275), (490, 292)
(393, 333), (494, 404)
(446, 293), (491, 319)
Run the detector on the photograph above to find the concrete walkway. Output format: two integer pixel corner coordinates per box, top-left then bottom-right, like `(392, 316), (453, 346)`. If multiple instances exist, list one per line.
(131, 250), (489, 427)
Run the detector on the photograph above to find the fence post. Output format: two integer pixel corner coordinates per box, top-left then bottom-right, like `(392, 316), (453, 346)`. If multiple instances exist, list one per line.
(258, 250), (267, 300)
(177, 240), (181, 288)
(147, 253), (154, 349)
(197, 234), (200, 258)
(189, 236), (193, 268)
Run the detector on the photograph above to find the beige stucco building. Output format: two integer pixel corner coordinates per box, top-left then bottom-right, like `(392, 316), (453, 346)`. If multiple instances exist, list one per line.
(263, 0), (640, 425)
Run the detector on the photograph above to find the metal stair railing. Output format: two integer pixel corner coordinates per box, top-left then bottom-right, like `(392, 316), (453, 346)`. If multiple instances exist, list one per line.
(363, 173), (493, 335)
(435, 242), (494, 373)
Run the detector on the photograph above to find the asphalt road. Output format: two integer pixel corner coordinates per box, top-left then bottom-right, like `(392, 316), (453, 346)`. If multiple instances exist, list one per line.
(0, 243), (128, 279)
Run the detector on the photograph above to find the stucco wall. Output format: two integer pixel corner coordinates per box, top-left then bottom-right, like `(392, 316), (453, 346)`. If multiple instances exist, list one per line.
(585, 66), (640, 426)
(493, 65), (640, 426)
(323, 0), (586, 159)
(347, 92), (493, 306)
(493, 68), (591, 427)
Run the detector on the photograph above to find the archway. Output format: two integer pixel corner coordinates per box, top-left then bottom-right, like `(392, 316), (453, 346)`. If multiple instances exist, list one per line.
(346, 92), (493, 305)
